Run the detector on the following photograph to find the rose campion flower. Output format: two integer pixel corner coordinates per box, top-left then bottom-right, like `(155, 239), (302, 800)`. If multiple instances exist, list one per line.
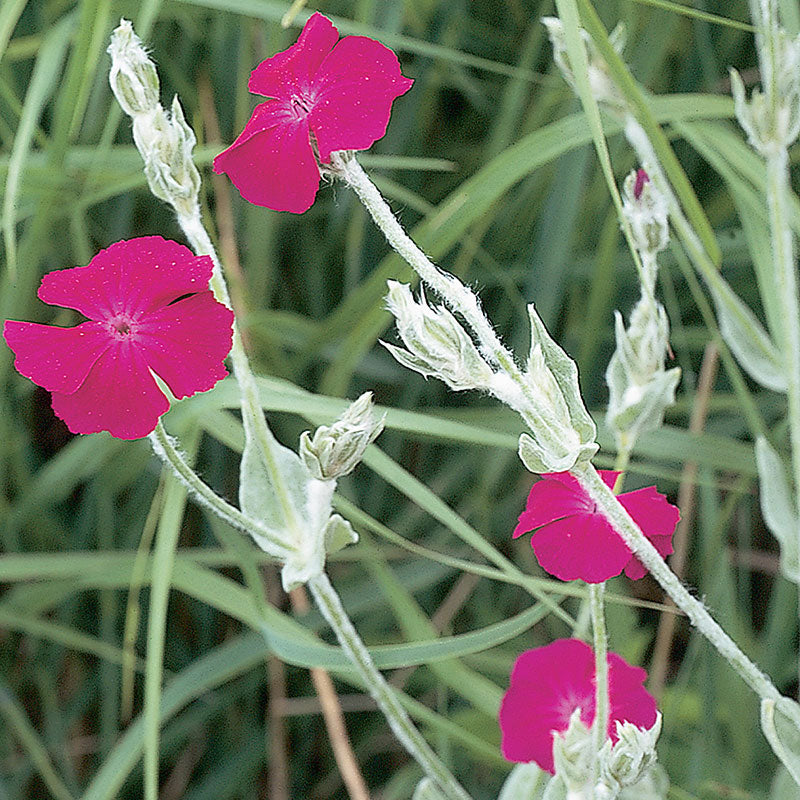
(513, 470), (679, 583)
(499, 638), (658, 772)
(213, 12), (413, 213)
(4, 237), (234, 440)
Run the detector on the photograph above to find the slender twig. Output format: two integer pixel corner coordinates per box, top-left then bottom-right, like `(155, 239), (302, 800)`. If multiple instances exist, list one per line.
(650, 343), (718, 695)
(307, 572), (473, 800)
(291, 586), (371, 800)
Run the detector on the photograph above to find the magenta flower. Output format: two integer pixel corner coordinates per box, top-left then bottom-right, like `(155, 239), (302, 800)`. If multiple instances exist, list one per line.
(4, 237), (234, 440)
(513, 470), (679, 583)
(499, 638), (657, 772)
(213, 12), (413, 213)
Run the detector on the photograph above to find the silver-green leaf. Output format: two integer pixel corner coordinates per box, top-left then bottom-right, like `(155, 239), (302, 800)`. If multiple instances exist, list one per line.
(755, 437), (800, 582)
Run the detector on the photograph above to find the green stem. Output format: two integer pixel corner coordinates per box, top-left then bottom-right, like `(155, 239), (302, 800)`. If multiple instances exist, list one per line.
(765, 147), (800, 686)
(148, 421), (290, 558)
(589, 582), (609, 784)
(176, 208), (305, 537)
(572, 460), (780, 702)
(307, 572), (473, 800)
(333, 152), (573, 448)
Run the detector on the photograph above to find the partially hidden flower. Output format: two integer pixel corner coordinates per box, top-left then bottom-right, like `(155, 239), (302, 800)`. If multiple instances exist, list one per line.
(213, 12), (413, 213)
(4, 237), (234, 440)
(513, 470), (679, 583)
(499, 638), (658, 773)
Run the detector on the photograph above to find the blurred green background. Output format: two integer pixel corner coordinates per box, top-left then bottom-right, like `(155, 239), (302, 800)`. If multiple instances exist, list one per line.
(1, 0), (794, 797)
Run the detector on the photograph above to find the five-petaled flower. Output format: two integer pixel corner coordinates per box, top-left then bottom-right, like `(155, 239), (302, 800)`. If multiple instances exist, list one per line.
(213, 12), (413, 213)
(513, 470), (679, 583)
(499, 638), (658, 772)
(4, 237), (234, 440)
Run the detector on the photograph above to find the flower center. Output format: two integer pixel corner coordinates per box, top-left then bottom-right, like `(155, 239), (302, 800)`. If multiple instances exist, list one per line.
(108, 315), (136, 338)
(290, 93), (313, 117)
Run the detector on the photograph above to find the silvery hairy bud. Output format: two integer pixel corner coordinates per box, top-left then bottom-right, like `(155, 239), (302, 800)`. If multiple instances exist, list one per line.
(542, 16), (627, 111)
(383, 281), (495, 392)
(552, 709), (593, 794)
(107, 19), (159, 116)
(731, 29), (800, 154)
(300, 392), (385, 480)
(597, 714), (662, 795)
(135, 97), (202, 213)
(622, 169), (669, 262)
(515, 305), (598, 474)
(606, 299), (680, 452)
(108, 20), (201, 215)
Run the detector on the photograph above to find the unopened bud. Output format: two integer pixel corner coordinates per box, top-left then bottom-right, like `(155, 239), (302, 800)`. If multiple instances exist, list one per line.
(622, 169), (669, 257)
(606, 300), (679, 451)
(300, 392), (384, 480)
(514, 305), (598, 473)
(731, 30), (800, 154)
(108, 19), (160, 116)
(383, 281), (495, 392)
(542, 17), (627, 111)
(134, 96), (201, 213)
(552, 709), (593, 793)
(598, 714), (662, 792)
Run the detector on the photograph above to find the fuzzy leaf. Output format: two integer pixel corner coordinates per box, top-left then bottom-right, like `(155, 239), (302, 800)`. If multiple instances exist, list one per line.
(755, 437), (800, 582)
(323, 514), (358, 554)
(412, 778), (447, 800)
(761, 698), (800, 790)
(498, 764), (550, 800)
(709, 279), (786, 392)
(541, 775), (568, 800)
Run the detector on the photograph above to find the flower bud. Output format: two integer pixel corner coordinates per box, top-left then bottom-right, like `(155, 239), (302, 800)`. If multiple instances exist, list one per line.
(622, 169), (669, 258)
(300, 392), (385, 480)
(383, 281), (495, 392)
(552, 709), (593, 793)
(731, 30), (800, 154)
(606, 300), (680, 452)
(597, 714), (662, 792)
(542, 16), (627, 111)
(135, 96), (202, 213)
(514, 304), (598, 473)
(107, 19), (160, 116)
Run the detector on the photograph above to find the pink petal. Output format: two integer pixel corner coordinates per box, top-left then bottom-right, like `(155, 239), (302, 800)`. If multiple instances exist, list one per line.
(531, 513), (633, 583)
(624, 533), (674, 580)
(598, 469), (622, 490)
(499, 639), (595, 771)
(310, 35), (414, 161)
(617, 485), (679, 580)
(38, 238), (215, 320)
(499, 639), (658, 773)
(51, 341), (168, 439)
(248, 13), (339, 99)
(607, 651), (658, 738)
(135, 291), (233, 398)
(513, 475), (592, 538)
(4, 320), (112, 393)
(213, 102), (320, 212)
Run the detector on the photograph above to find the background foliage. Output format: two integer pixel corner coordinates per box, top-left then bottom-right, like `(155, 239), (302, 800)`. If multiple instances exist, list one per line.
(0, 0), (792, 797)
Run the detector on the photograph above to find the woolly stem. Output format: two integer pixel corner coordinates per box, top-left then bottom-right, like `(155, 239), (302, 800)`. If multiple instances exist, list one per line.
(148, 421), (290, 557)
(307, 572), (473, 800)
(572, 460), (780, 702)
(589, 582), (609, 781)
(176, 208), (305, 538)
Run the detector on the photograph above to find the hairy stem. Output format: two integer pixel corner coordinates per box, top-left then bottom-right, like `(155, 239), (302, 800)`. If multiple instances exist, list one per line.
(572, 460), (780, 702)
(589, 582), (609, 781)
(307, 572), (473, 800)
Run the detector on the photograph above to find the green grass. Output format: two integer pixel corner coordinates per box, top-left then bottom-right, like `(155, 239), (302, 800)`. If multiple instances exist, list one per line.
(0, 0), (791, 797)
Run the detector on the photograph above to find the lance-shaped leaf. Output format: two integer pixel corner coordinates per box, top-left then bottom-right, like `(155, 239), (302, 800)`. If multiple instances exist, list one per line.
(755, 437), (800, 582)
(498, 764), (550, 800)
(709, 277), (786, 392)
(762, 697), (800, 790)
